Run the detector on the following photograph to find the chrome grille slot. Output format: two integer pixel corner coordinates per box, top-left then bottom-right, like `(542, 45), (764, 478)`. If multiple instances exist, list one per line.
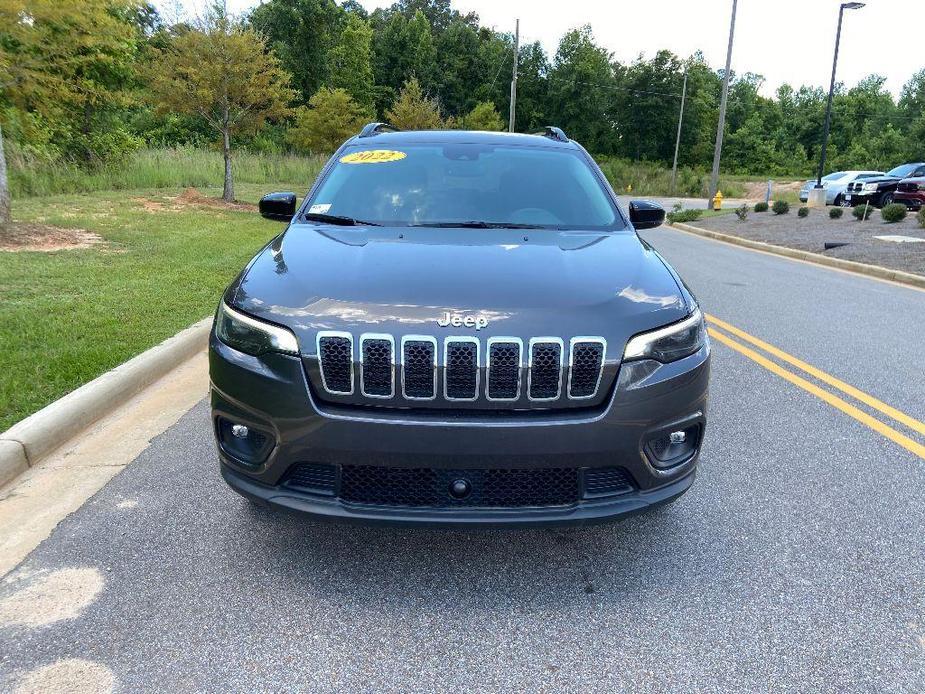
(487, 338), (522, 401)
(360, 334), (394, 398)
(528, 338), (563, 401)
(568, 338), (606, 399)
(444, 338), (479, 401)
(401, 336), (437, 400)
(317, 332), (353, 395)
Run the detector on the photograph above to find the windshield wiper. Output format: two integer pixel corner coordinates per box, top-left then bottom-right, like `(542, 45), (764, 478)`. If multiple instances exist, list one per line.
(302, 212), (381, 226)
(409, 221), (546, 229)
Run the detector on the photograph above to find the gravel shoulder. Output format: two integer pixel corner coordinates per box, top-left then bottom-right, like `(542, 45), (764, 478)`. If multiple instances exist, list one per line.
(692, 209), (925, 276)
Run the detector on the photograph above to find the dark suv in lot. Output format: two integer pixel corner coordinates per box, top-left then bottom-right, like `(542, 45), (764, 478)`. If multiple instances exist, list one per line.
(844, 162), (925, 208)
(209, 124), (710, 526)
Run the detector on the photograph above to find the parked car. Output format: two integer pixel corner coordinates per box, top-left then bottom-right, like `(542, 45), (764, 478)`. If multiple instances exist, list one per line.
(209, 124), (710, 526)
(844, 163), (925, 208)
(799, 171), (884, 205)
(799, 172), (845, 202)
(894, 175), (925, 210)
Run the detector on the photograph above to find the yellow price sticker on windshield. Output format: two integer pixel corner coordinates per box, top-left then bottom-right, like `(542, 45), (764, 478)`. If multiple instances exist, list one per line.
(340, 150), (407, 164)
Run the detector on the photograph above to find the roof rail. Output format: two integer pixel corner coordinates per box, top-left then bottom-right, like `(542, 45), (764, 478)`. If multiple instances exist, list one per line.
(536, 126), (569, 143)
(358, 122), (401, 138)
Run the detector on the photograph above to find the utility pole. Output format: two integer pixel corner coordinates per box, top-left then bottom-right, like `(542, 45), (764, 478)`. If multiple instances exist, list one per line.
(707, 0), (737, 208)
(670, 70), (688, 195)
(509, 19), (519, 133)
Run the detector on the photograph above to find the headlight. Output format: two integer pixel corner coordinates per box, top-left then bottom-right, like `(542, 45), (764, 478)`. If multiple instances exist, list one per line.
(215, 301), (299, 356)
(862, 183), (879, 193)
(623, 308), (706, 363)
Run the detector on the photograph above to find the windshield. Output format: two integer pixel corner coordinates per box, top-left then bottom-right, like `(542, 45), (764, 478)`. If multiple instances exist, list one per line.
(822, 172), (846, 182)
(887, 163), (917, 178)
(304, 143), (622, 229)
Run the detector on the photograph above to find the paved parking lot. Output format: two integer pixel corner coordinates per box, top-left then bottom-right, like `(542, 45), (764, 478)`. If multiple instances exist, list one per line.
(2, 227), (924, 692)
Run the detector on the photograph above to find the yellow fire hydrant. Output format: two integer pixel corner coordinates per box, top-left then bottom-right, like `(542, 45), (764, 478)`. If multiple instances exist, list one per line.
(712, 190), (723, 211)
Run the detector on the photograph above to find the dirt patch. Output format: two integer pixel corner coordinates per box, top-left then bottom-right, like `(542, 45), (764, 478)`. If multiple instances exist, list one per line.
(133, 187), (257, 214)
(0, 223), (103, 252)
(743, 180), (803, 200)
(175, 187), (257, 211)
(692, 208), (925, 276)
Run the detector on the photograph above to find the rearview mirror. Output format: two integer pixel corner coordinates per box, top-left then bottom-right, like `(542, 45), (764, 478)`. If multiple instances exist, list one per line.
(628, 200), (665, 230)
(259, 192), (297, 222)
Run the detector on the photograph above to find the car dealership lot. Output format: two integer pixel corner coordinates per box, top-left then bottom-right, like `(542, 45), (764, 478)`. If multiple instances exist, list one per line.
(2, 227), (925, 692)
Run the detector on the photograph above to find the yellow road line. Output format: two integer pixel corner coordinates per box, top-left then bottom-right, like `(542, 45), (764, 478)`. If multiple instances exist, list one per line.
(707, 327), (925, 462)
(706, 313), (925, 438)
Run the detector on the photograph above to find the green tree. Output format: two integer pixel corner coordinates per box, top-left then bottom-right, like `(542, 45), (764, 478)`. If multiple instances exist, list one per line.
(0, 0), (143, 227)
(147, 7), (294, 201)
(458, 101), (503, 131)
(385, 77), (443, 129)
(328, 14), (376, 111)
(512, 41), (549, 132)
(289, 87), (369, 154)
(547, 26), (615, 153)
(249, 0), (342, 103)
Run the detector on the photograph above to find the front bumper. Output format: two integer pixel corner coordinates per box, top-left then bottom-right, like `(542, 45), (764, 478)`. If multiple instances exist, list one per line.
(894, 190), (925, 209)
(209, 333), (710, 526)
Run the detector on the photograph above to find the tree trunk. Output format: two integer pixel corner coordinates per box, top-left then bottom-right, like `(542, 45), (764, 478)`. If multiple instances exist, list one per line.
(0, 123), (11, 229)
(222, 125), (233, 203)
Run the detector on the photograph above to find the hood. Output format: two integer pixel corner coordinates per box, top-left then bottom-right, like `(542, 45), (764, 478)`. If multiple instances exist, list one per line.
(231, 223), (690, 354)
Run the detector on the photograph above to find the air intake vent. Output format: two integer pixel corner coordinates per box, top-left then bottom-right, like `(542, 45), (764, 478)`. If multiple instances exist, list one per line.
(317, 333), (353, 394)
(568, 339), (605, 398)
(283, 463), (337, 495)
(402, 336), (437, 400)
(528, 339), (563, 400)
(339, 465), (579, 507)
(487, 338), (522, 401)
(361, 334), (394, 398)
(583, 467), (634, 497)
(444, 339), (479, 400)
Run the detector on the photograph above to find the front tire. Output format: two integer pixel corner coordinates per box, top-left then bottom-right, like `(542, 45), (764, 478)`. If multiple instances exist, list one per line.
(879, 192), (893, 207)
(833, 194), (843, 206)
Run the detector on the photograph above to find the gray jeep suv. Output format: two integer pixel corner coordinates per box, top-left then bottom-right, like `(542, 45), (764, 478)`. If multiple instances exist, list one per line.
(209, 124), (710, 526)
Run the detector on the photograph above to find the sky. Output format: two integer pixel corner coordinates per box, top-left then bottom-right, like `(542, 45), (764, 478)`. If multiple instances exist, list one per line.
(161, 0), (924, 99)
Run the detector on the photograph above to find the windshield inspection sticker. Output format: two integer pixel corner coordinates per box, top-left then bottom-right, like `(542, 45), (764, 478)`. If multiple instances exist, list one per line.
(340, 150), (407, 164)
(309, 203), (332, 214)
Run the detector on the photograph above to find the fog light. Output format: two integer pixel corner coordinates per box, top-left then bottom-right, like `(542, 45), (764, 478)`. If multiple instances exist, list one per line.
(646, 425), (700, 469)
(217, 418), (274, 465)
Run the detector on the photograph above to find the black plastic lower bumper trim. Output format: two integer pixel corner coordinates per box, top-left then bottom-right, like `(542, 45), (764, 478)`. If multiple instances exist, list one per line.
(220, 462), (696, 528)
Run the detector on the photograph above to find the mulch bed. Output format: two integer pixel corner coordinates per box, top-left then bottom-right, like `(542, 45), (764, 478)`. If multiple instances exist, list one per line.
(692, 209), (925, 276)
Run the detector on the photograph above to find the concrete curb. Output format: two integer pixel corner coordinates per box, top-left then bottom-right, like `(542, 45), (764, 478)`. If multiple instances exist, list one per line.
(671, 222), (925, 290)
(0, 317), (212, 487)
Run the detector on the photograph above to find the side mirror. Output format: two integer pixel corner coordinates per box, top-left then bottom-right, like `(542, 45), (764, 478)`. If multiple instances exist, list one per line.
(259, 192), (297, 222)
(628, 200), (665, 230)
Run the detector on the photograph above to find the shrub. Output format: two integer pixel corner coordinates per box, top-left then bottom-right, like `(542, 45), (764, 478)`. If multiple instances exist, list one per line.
(666, 207), (703, 225)
(880, 203), (907, 223)
(754, 201), (769, 212)
(734, 204), (748, 221)
(829, 207), (844, 219)
(797, 206), (809, 218)
(772, 200), (790, 215)
(852, 204), (874, 220)
(918, 207), (925, 229)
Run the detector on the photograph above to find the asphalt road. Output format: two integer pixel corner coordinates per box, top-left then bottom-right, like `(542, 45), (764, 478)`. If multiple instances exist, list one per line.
(3, 227), (925, 692)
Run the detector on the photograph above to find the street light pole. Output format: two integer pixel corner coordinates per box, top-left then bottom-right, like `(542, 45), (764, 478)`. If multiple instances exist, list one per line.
(707, 0), (737, 209)
(670, 69), (688, 195)
(509, 19), (519, 133)
(815, 2), (865, 188)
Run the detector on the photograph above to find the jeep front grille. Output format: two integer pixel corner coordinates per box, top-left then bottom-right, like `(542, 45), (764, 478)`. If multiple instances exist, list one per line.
(313, 331), (607, 406)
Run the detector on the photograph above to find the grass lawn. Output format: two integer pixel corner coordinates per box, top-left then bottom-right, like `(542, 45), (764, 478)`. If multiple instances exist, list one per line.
(0, 183), (298, 431)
